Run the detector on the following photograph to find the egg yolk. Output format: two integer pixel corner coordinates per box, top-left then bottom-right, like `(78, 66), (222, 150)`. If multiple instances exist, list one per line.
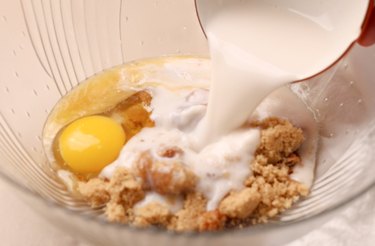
(59, 115), (126, 174)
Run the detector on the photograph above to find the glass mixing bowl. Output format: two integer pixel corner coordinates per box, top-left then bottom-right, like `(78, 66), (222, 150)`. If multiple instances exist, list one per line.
(0, 1), (375, 245)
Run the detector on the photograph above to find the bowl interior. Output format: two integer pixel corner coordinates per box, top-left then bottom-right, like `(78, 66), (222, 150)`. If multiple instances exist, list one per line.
(1, 0), (375, 245)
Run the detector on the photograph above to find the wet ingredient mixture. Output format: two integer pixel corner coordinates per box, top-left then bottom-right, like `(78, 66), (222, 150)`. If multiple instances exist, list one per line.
(44, 59), (318, 232)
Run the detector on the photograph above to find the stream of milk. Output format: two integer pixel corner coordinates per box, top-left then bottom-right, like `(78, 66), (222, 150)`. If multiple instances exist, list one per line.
(102, 1), (326, 210)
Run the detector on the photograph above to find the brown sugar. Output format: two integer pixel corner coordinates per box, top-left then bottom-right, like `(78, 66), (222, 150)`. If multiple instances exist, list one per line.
(198, 210), (226, 232)
(78, 178), (110, 207)
(253, 117), (304, 163)
(169, 193), (207, 231)
(219, 187), (261, 219)
(134, 152), (197, 195)
(77, 117), (310, 232)
(133, 202), (172, 228)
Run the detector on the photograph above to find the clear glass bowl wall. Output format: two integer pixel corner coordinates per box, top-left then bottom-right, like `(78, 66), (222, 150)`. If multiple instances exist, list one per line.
(0, 1), (375, 246)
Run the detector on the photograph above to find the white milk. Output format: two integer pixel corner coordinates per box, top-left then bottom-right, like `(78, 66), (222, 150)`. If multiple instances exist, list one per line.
(193, 0), (344, 147)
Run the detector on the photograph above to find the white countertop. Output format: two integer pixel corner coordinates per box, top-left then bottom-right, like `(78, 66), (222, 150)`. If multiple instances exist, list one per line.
(0, 178), (374, 246)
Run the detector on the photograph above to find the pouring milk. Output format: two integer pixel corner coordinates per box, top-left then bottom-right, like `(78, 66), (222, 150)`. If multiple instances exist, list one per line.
(193, 0), (370, 147)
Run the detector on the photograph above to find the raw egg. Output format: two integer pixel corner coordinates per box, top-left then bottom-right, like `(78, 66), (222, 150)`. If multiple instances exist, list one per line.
(59, 115), (126, 174)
